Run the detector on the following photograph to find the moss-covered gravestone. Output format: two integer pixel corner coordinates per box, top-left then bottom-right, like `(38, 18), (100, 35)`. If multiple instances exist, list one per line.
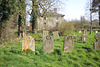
(53, 31), (59, 39)
(43, 35), (54, 53)
(94, 33), (100, 49)
(43, 30), (49, 39)
(64, 36), (74, 52)
(22, 36), (35, 52)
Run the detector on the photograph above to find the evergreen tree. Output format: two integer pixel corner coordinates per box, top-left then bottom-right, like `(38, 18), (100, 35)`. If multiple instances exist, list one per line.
(0, 0), (16, 41)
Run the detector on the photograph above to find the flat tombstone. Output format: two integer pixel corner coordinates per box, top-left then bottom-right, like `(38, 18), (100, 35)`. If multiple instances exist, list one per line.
(22, 36), (35, 52)
(43, 30), (49, 39)
(64, 36), (74, 52)
(53, 31), (59, 39)
(83, 30), (87, 35)
(94, 33), (100, 49)
(43, 35), (54, 53)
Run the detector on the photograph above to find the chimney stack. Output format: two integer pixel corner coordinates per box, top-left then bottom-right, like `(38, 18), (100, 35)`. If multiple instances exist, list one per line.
(54, 8), (57, 13)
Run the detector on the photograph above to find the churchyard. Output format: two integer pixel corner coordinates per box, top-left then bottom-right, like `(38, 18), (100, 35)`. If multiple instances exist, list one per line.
(0, 31), (100, 67)
(0, 0), (100, 67)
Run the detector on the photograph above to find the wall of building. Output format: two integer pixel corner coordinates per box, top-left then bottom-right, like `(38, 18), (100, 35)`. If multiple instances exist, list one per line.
(37, 16), (64, 30)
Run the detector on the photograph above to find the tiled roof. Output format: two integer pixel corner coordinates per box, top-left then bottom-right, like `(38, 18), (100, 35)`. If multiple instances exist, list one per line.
(40, 11), (65, 17)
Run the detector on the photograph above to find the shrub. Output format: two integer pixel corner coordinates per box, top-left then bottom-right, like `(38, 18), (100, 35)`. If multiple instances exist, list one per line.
(22, 49), (33, 54)
(52, 48), (62, 55)
(56, 20), (74, 35)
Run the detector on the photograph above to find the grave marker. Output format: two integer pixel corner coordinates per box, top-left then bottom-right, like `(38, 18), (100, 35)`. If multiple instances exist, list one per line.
(83, 29), (87, 35)
(81, 30), (88, 41)
(64, 36), (74, 52)
(22, 36), (35, 52)
(53, 31), (59, 39)
(81, 35), (88, 41)
(43, 35), (54, 53)
(94, 33), (100, 49)
(43, 30), (49, 39)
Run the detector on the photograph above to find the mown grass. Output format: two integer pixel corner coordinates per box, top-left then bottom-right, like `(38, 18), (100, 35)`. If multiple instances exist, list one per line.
(0, 32), (100, 67)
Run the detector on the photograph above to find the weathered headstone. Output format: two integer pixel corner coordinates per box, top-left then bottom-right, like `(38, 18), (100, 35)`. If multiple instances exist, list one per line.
(64, 36), (74, 52)
(81, 35), (88, 41)
(43, 30), (49, 39)
(83, 29), (87, 35)
(94, 33), (100, 49)
(53, 31), (59, 39)
(22, 36), (35, 52)
(81, 30), (88, 41)
(43, 35), (54, 53)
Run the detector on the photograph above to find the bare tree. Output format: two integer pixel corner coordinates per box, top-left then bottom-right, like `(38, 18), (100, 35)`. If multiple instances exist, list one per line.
(26, 0), (66, 33)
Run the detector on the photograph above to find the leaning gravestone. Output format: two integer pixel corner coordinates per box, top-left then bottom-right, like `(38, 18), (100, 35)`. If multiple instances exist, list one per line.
(43, 35), (54, 53)
(53, 31), (59, 39)
(94, 33), (100, 49)
(22, 36), (35, 52)
(43, 30), (49, 39)
(81, 30), (88, 41)
(64, 36), (74, 52)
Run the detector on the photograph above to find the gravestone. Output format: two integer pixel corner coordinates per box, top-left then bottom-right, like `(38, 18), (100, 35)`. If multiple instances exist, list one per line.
(94, 33), (100, 49)
(53, 31), (59, 39)
(43, 35), (54, 53)
(22, 36), (35, 52)
(81, 30), (88, 41)
(81, 35), (88, 41)
(43, 30), (49, 39)
(83, 29), (87, 35)
(64, 36), (74, 52)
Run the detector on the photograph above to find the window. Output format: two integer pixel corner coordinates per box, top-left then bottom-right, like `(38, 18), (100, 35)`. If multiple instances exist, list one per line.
(56, 17), (59, 20)
(43, 17), (46, 20)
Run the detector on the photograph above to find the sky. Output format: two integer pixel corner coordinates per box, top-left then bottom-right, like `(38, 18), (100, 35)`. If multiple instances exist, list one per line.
(58, 0), (87, 21)
(26, 0), (90, 24)
(26, 0), (32, 25)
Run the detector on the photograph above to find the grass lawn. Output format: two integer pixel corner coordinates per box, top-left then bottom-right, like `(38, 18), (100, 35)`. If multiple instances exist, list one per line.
(0, 32), (100, 67)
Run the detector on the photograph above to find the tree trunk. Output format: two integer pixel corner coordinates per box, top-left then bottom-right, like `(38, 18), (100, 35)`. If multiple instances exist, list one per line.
(99, 6), (100, 25)
(18, 15), (21, 36)
(0, 22), (2, 43)
(32, 22), (34, 33)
